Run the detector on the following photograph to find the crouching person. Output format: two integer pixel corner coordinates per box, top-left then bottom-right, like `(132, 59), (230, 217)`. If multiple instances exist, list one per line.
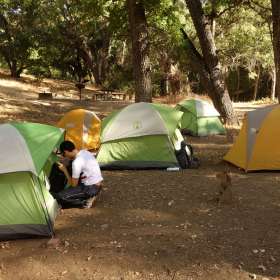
(56, 141), (103, 209)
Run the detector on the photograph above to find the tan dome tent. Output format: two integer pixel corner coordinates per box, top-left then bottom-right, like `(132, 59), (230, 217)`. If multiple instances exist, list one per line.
(224, 104), (280, 172)
(56, 109), (101, 152)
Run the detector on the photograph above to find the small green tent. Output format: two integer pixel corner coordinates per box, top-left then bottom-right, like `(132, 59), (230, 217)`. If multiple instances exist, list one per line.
(0, 122), (65, 241)
(96, 102), (184, 169)
(174, 99), (226, 137)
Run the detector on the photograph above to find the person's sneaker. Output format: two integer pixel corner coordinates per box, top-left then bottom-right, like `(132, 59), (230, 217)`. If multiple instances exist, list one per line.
(80, 196), (98, 209)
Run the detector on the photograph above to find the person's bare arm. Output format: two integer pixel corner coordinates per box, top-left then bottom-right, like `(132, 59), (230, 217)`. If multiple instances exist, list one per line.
(56, 162), (79, 187)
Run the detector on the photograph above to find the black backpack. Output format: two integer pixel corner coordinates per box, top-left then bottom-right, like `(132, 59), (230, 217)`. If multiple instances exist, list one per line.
(175, 141), (200, 169)
(48, 161), (72, 196)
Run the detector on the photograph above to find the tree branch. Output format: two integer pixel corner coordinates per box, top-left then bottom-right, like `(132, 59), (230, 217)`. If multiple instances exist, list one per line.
(180, 28), (212, 76)
(180, 28), (203, 61)
(245, 0), (272, 23)
(249, 0), (271, 11)
(205, 0), (245, 20)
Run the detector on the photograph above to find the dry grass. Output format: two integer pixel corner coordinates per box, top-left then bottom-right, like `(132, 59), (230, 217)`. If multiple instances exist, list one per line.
(0, 68), (278, 127)
(0, 70), (133, 125)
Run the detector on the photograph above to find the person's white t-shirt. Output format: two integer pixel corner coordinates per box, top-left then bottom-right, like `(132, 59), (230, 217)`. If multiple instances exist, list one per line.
(72, 150), (103, 186)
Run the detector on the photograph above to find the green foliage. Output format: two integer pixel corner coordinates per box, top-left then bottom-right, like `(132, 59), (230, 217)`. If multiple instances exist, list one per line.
(27, 66), (43, 81)
(213, 4), (273, 73)
(248, 71), (258, 80)
(106, 0), (129, 37)
(0, 0), (50, 74)
(0, 56), (8, 69)
(122, 82), (135, 95)
(105, 63), (134, 91)
(152, 83), (161, 96)
(0, 0), (276, 101)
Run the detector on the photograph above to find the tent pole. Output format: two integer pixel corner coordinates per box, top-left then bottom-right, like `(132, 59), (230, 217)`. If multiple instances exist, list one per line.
(30, 174), (54, 238)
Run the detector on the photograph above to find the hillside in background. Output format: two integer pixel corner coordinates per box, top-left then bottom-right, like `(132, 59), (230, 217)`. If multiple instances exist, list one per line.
(0, 68), (99, 100)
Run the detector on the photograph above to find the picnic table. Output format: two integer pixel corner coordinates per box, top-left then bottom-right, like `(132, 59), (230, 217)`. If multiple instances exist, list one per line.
(93, 91), (105, 101)
(112, 92), (126, 100)
(92, 89), (127, 101)
(99, 89), (117, 100)
(100, 89), (116, 95)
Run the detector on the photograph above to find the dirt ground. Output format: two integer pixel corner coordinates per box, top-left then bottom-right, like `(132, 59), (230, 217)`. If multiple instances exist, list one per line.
(1, 72), (280, 280)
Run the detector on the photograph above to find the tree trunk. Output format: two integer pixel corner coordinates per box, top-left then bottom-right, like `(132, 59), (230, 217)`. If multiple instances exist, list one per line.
(100, 28), (111, 86)
(58, 23), (102, 86)
(118, 40), (127, 68)
(270, 69), (276, 100)
(211, 18), (216, 38)
(16, 67), (23, 78)
(10, 58), (21, 78)
(89, 72), (95, 85)
(0, 12), (21, 78)
(71, 52), (83, 83)
(183, 0), (238, 125)
(169, 64), (181, 96)
(92, 53), (101, 86)
(160, 74), (168, 97)
(158, 51), (170, 96)
(236, 67), (240, 102)
(253, 61), (261, 101)
(85, 48), (101, 87)
(159, 52), (181, 97)
(126, 0), (152, 103)
(271, 0), (280, 104)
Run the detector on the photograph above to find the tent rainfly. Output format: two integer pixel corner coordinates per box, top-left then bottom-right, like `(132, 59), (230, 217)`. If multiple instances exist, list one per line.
(56, 109), (101, 152)
(96, 102), (184, 169)
(174, 99), (226, 137)
(0, 122), (65, 241)
(224, 104), (280, 172)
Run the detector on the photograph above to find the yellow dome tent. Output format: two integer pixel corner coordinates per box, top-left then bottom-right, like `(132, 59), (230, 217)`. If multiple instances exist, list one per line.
(56, 109), (101, 152)
(223, 104), (280, 172)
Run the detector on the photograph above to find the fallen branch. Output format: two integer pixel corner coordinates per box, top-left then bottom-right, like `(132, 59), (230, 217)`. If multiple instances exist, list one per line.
(261, 240), (280, 247)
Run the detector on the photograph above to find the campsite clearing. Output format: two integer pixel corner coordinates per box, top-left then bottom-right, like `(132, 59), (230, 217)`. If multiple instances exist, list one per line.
(0, 73), (280, 280)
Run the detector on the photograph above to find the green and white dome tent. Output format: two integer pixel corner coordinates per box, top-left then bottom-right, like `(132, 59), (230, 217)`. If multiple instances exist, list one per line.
(174, 99), (226, 137)
(0, 122), (65, 241)
(96, 102), (184, 169)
